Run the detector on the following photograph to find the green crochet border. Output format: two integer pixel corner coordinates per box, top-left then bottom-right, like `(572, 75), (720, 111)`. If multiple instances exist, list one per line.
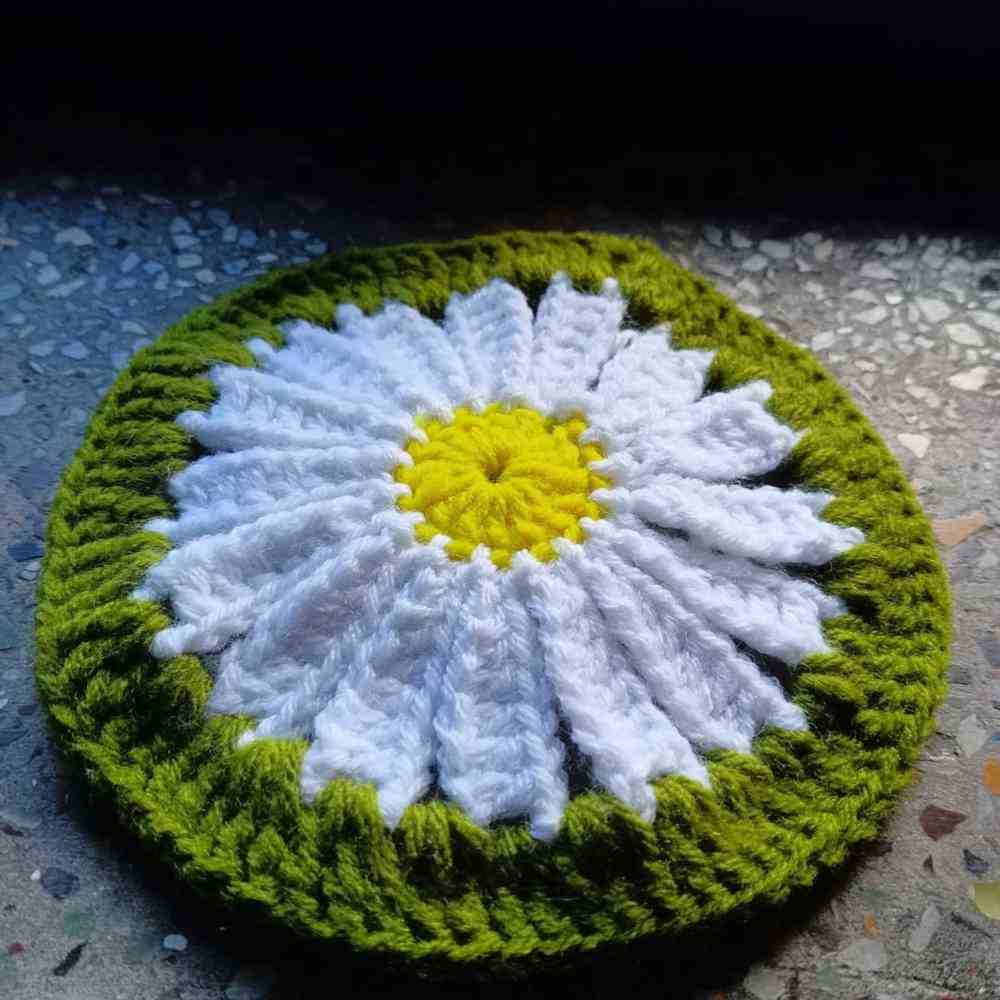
(34, 232), (950, 971)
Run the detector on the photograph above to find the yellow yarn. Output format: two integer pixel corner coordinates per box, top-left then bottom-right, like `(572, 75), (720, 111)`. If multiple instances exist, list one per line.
(395, 403), (609, 568)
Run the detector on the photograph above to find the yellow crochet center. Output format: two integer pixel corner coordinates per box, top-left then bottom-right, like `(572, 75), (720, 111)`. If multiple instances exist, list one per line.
(395, 404), (610, 569)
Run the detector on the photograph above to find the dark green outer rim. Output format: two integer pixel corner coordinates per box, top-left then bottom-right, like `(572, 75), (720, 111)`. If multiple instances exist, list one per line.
(33, 231), (951, 972)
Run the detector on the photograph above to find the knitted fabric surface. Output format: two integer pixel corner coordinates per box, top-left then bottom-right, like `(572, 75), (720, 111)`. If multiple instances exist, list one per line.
(34, 232), (951, 971)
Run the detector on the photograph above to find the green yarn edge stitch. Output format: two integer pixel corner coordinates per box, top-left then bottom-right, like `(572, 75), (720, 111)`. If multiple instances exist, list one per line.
(33, 231), (951, 972)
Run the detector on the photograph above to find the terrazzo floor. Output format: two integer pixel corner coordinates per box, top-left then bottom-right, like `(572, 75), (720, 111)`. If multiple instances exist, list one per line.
(1, 167), (998, 1000)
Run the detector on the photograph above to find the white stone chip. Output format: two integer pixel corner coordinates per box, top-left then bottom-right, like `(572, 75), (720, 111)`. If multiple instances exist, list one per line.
(740, 254), (769, 273)
(47, 278), (86, 298)
(897, 433), (930, 459)
(836, 938), (888, 972)
(916, 298), (952, 323)
(702, 225), (724, 247)
(61, 340), (89, 360)
(948, 366), (991, 391)
(970, 310), (1000, 334)
(947, 323), (985, 347)
(0, 391), (26, 417)
(855, 306), (889, 326)
(813, 240), (834, 262)
(860, 261), (896, 281)
(957, 714), (988, 756)
(54, 226), (94, 247)
(744, 964), (788, 1000)
(759, 239), (791, 260)
(907, 904), (941, 954)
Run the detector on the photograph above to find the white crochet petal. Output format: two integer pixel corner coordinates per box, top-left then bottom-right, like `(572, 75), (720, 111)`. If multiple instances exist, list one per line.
(150, 478), (406, 548)
(595, 476), (864, 565)
(176, 409), (380, 455)
(442, 278), (534, 408)
(583, 328), (714, 438)
(243, 334), (404, 417)
(178, 365), (418, 456)
(160, 445), (409, 518)
(586, 514), (843, 665)
(435, 552), (568, 841)
(525, 273), (626, 416)
(521, 552), (709, 822)
(298, 541), (454, 824)
(207, 513), (421, 733)
(556, 539), (804, 750)
(139, 498), (411, 658)
(255, 323), (454, 420)
(332, 300), (474, 408)
(591, 381), (801, 486)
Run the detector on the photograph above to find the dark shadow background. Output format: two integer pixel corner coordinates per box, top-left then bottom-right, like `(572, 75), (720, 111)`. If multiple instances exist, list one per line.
(4, 5), (1000, 229)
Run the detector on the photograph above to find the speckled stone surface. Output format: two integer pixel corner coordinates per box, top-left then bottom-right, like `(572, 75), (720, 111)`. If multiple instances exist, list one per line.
(1, 171), (998, 999)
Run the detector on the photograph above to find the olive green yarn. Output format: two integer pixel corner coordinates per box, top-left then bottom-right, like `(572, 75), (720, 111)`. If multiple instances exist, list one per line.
(34, 231), (951, 971)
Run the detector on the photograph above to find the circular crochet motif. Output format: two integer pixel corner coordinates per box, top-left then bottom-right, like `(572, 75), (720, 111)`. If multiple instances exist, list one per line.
(34, 232), (951, 971)
(397, 405), (610, 568)
(132, 272), (856, 840)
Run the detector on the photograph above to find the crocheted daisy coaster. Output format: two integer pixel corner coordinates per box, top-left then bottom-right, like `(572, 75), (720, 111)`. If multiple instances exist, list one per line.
(35, 232), (950, 969)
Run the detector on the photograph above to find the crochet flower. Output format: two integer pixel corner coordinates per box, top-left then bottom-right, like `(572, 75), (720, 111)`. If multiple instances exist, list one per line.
(136, 274), (862, 840)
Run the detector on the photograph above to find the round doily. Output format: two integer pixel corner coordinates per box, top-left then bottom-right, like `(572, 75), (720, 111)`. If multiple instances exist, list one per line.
(34, 232), (950, 971)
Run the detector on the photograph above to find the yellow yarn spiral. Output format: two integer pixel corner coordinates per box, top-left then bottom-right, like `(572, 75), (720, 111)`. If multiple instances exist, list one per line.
(395, 403), (609, 568)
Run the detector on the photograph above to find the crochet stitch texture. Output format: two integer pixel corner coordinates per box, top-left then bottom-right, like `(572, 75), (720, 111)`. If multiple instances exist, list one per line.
(34, 232), (951, 970)
(132, 273), (859, 841)
(397, 403), (611, 567)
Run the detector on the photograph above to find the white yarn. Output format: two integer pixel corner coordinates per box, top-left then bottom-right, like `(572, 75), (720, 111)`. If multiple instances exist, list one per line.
(517, 549), (706, 823)
(433, 551), (568, 840)
(135, 273), (862, 839)
(594, 477), (862, 565)
(523, 274), (624, 415)
(299, 538), (452, 824)
(556, 537), (806, 750)
(583, 515), (844, 665)
(579, 327), (714, 440)
(589, 381), (805, 485)
(442, 278), (536, 409)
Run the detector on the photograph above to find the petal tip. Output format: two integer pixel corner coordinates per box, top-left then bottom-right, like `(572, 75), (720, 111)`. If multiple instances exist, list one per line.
(334, 302), (364, 328)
